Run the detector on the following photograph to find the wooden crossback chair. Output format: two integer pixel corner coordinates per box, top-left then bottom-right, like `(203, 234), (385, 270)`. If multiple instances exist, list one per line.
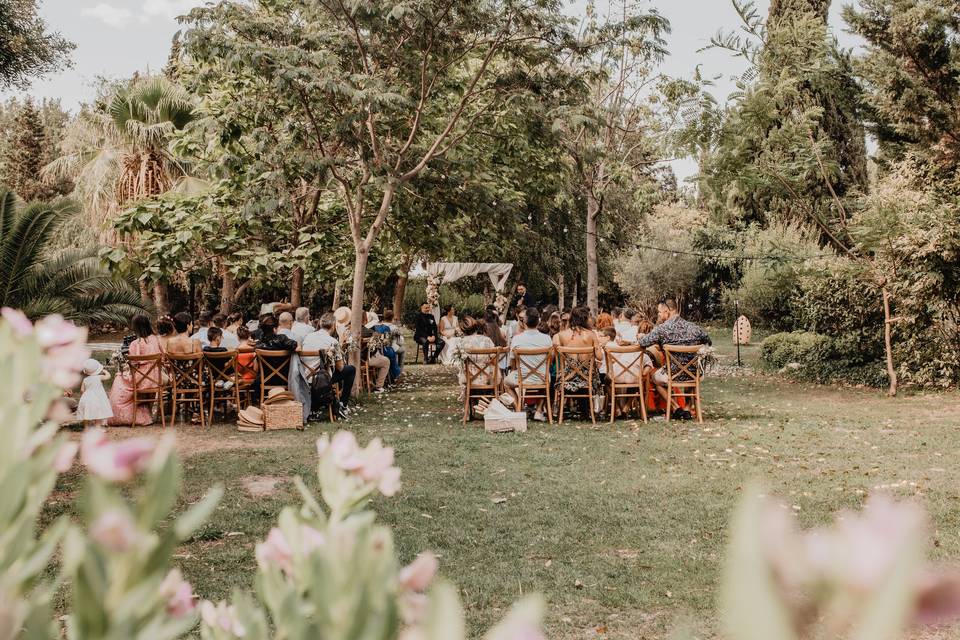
(299, 350), (337, 422)
(462, 347), (506, 423)
(513, 347), (553, 424)
(255, 349), (292, 405)
(235, 348), (257, 408)
(605, 345), (648, 424)
(555, 346), (598, 425)
(203, 350), (240, 425)
(663, 344), (705, 423)
(127, 353), (167, 428)
(167, 352), (206, 427)
(359, 337), (372, 392)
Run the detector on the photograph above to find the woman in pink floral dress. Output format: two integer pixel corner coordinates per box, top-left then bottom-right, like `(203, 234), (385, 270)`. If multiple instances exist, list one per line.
(108, 315), (163, 426)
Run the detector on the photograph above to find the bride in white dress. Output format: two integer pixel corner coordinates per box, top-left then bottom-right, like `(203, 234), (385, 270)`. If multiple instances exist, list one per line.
(438, 305), (460, 365)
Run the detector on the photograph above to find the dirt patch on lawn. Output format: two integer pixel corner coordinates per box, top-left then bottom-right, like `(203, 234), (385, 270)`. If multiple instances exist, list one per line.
(242, 475), (288, 497)
(63, 423), (308, 457)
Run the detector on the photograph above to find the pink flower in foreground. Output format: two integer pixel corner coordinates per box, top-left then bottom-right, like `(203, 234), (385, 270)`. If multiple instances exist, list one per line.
(830, 494), (927, 592)
(80, 428), (155, 482)
(90, 510), (138, 552)
(1, 307), (32, 336)
(200, 601), (246, 637)
(400, 552), (438, 593)
(160, 569), (196, 618)
(378, 466), (402, 497)
(33, 314), (89, 388)
(34, 314), (85, 349)
(316, 431), (402, 496)
(53, 441), (79, 473)
(255, 527), (294, 575)
(301, 525), (326, 553)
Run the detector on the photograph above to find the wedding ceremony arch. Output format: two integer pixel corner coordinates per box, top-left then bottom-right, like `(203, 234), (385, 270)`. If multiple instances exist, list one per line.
(424, 262), (514, 319)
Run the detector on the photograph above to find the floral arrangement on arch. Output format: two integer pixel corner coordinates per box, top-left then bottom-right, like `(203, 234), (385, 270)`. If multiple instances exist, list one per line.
(494, 291), (509, 317)
(425, 274), (441, 308)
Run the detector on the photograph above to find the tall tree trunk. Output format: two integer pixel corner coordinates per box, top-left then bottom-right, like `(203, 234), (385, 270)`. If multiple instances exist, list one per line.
(571, 278), (578, 308)
(392, 253), (414, 320)
(220, 269), (236, 315)
(348, 247), (370, 392)
(882, 287), (898, 397)
(290, 266), (304, 307)
(557, 273), (565, 310)
(153, 281), (169, 316)
(332, 279), (341, 310)
(585, 192), (600, 314)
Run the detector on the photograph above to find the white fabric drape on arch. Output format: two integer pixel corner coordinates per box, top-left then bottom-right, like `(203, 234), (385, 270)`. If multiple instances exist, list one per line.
(425, 262), (514, 293)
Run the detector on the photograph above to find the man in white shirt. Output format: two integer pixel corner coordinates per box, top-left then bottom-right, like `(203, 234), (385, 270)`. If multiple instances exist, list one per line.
(277, 312), (301, 345)
(292, 307), (314, 342)
(190, 311), (213, 348)
(504, 308), (553, 421)
(615, 308), (638, 344)
(302, 313), (357, 416)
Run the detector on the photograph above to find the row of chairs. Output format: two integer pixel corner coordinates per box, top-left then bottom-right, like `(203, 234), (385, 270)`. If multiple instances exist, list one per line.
(125, 349), (341, 427)
(462, 344), (705, 425)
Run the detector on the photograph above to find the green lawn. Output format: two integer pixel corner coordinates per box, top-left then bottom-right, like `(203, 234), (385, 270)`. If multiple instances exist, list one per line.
(54, 330), (960, 639)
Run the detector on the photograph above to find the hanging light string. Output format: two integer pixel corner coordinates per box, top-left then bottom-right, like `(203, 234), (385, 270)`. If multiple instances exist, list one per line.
(579, 227), (839, 264)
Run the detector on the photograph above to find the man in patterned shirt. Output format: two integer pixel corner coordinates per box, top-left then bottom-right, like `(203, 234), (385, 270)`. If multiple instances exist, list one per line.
(638, 299), (711, 419)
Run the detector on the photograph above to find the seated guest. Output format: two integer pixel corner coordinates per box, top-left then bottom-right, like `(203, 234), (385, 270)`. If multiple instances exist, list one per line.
(372, 314), (402, 381)
(254, 314), (298, 397)
(108, 314), (163, 426)
(256, 315), (298, 352)
(235, 326), (258, 384)
(292, 307), (314, 342)
(638, 299), (711, 420)
(334, 306), (352, 342)
(595, 310), (614, 330)
(203, 327), (227, 352)
(190, 311), (213, 348)
(213, 313), (239, 349)
(278, 311), (301, 344)
(615, 308), (638, 344)
(545, 311), (561, 337)
(413, 303), (444, 364)
(456, 316), (495, 391)
(553, 306), (601, 416)
(504, 308), (553, 421)
(596, 326), (617, 384)
(166, 313), (202, 355)
(361, 313), (391, 392)
(483, 308), (508, 370)
(302, 313), (356, 418)
(380, 310), (405, 374)
(157, 315), (176, 352)
(225, 312), (244, 336)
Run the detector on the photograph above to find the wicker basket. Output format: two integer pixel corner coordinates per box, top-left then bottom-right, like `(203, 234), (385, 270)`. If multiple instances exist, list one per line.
(264, 402), (303, 430)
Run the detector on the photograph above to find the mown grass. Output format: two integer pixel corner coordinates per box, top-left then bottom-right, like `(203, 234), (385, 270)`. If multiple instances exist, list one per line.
(53, 329), (960, 638)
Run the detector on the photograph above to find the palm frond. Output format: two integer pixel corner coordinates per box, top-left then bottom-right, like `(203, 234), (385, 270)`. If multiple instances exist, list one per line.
(0, 198), (76, 306)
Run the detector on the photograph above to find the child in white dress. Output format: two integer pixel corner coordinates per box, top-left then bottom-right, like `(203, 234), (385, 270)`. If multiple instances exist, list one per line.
(75, 358), (113, 426)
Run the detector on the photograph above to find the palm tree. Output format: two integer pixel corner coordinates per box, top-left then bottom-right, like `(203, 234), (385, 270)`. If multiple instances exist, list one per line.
(43, 75), (195, 222)
(43, 75), (196, 313)
(0, 188), (147, 324)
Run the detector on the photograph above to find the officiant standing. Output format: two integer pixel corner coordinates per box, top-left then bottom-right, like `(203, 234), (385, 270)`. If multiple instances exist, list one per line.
(512, 283), (535, 310)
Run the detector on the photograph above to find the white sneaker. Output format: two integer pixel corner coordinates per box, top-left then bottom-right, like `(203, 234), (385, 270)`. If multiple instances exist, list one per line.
(215, 380), (225, 389)
(222, 381), (234, 390)
(533, 411), (547, 422)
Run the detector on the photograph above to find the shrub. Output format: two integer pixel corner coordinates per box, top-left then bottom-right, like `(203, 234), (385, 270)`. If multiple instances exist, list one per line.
(615, 204), (705, 311)
(0, 307), (546, 640)
(722, 222), (824, 329)
(759, 330), (888, 387)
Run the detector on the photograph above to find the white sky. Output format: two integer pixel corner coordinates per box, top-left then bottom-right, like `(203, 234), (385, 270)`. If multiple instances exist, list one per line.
(5, 0), (863, 180)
